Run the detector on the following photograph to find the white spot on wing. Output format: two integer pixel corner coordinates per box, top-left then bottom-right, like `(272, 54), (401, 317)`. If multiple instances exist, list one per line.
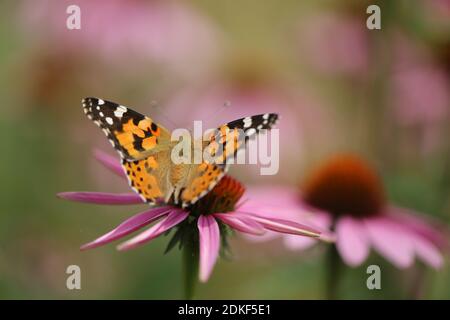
(98, 99), (105, 105)
(243, 117), (252, 128)
(114, 111), (123, 118)
(246, 128), (256, 136)
(105, 117), (114, 125)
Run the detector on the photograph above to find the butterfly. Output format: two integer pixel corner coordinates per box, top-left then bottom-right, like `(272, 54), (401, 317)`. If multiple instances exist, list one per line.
(82, 97), (278, 208)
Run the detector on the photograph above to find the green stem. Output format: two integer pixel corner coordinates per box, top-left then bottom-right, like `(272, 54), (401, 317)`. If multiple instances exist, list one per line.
(325, 244), (341, 300)
(182, 232), (199, 300)
(408, 263), (427, 300)
(325, 217), (341, 300)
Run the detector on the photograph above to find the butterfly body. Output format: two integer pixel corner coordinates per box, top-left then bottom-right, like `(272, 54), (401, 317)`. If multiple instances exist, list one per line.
(82, 97), (278, 207)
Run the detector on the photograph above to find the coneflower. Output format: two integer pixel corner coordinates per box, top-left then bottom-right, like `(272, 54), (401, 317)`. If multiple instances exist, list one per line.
(58, 150), (330, 298)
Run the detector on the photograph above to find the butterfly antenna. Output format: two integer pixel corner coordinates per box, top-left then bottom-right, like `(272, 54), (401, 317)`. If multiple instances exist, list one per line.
(204, 100), (232, 125)
(184, 100), (231, 131)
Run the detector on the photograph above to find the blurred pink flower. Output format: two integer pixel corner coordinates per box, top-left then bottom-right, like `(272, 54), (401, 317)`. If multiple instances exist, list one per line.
(298, 13), (369, 76)
(422, 0), (450, 25)
(247, 154), (448, 269)
(389, 35), (450, 153)
(20, 0), (221, 73)
(58, 150), (326, 282)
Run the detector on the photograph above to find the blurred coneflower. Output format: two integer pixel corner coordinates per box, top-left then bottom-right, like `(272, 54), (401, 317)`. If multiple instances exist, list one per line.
(389, 35), (450, 156)
(57, 150), (328, 298)
(298, 12), (369, 77)
(247, 154), (449, 298)
(20, 0), (221, 74)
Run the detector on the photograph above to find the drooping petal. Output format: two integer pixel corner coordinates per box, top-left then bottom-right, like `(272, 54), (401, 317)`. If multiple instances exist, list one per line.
(387, 206), (449, 249)
(335, 216), (370, 267)
(94, 149), (126, 178)
(198, 215), (221, 283)
(385, 207), (444, 269)
(213, 213), (265, 235)
(236, 212), (321, 238)
(238, 190), (331, 223)
(57, 192), (142, 205)
(244, 211), (333, 245)
(80, 206), (173, 250)
(364, 216), (414, 269)
(237, 202), (302, 222)
(117, 209), (188, 251)
(410, 233), (443, 269)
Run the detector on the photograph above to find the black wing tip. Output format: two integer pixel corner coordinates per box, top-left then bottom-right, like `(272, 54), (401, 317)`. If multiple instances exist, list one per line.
(82, 96), (95, 102)
(81, 97), (98, 111)
(259, 113), (279, 128)
(268, 112), (278, 119)
(82, 97), (103, 105)
(257, 112), (278, 120)
(269, 113), (279, 126)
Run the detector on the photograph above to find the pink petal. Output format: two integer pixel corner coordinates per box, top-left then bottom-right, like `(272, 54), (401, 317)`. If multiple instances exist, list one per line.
(411, 235), (443, 269)
(387, 207), (445, 269)
(198, 215), (221, 283)
(213, 213), (265, 235)
(283, 234), (317, 250)
(238, 202), (302, 222)
(236, 212), (321, 238)
(387, 206), (449, 249)
(335, 216), (370, 267)
(57, 192), (142, 205)
(364, 216), (414, 269)
(94, 149), (126, 179)
(80, 206), (173, 250)
(239, 189), (330, 223)
(117, 209), (188, 251)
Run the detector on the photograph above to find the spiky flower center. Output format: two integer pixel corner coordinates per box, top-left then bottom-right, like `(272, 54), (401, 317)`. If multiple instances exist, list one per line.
(189, 176), (245, 216)
(302, 155), (385, 218)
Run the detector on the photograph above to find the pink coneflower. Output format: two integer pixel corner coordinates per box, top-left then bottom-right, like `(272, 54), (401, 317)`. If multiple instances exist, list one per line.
(298, 12), (369, 77)
(249, 154), (448, 270)
(58, 150), (326, 291)
(388, 34), (450, 155)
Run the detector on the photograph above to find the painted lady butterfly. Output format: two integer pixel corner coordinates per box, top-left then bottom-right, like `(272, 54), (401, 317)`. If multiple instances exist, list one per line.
(82, 97), (278, 207)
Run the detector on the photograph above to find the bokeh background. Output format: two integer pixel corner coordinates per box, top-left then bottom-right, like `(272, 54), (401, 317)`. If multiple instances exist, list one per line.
(0, 0), (449, 299)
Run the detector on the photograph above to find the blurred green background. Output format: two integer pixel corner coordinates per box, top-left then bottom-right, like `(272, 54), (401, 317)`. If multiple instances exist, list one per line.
(0, 0), (449, 299)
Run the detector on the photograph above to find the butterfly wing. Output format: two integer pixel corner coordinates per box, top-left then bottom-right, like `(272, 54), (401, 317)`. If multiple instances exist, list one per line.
(203, 113), (278, 164)
(82, 97), (172, 161)
(83, 98), (278, 207)
(180, 113), (278, 207)
(178, 162), (228, 207)
(121, 150), (173, 204)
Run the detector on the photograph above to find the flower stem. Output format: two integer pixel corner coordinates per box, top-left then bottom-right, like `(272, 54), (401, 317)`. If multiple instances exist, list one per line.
(324, 217), (342, 300)
(182, 231), (199, 300)
(325, 244), (341, 300)
(408, 263), (427, 299)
